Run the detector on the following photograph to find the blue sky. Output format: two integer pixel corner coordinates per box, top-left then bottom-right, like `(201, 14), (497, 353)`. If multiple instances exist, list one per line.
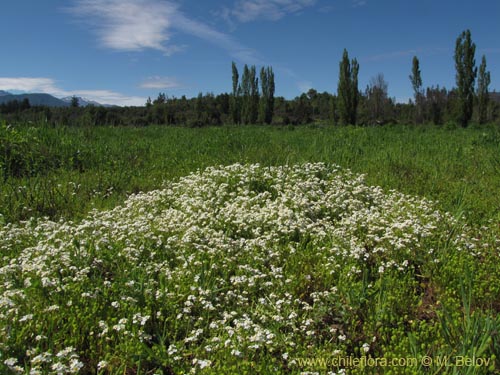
(0, 0), (498, 106)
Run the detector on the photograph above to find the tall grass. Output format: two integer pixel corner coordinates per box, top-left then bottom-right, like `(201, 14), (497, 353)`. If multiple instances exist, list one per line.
(1, 123), (500, 374)
(1, 123), (500, 224)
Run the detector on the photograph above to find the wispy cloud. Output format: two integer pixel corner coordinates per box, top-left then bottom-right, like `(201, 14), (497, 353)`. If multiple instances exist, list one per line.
(0, 77), (146, 106)
(364, 47), (450, 62)
(0, 77), (60, 94)
(140, 76), (183, 90)
(68, 0), (178, 53)
(173, 13), (261, 63)
(221, 0), (316, 23)
(69, 90), (146, 106)
(352, 0), (367, 7)
(68, 0), (260, 62)
(365, 49), (419, 62)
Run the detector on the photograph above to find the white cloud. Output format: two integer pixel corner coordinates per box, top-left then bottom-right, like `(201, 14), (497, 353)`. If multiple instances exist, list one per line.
(352, 0), (367, 7)
(68, 0), (260, 62)
(0, 77), (146, 106)
(140, 76), (183, 90)
(0, 77), (60, 94)
(71, 90), (146, 106)
(69, 0), (178, 53)
(225, 0), (316, 23)
(173, 14), (262, 63)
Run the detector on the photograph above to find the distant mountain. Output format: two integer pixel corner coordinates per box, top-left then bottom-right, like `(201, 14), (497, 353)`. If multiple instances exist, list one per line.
(0, 93), (113, 107)
(61, 96), (111, 107)
(0, 93), (69, 107)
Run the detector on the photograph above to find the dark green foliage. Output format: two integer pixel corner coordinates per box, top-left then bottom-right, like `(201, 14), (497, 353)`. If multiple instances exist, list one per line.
(71, 96), (79, 108)
(153, 92), (166, 105)
(365, 73), (391, 124)
(477, 55), (491, 124)
(425, 86), (448, 125)
(337, 49), (359, 125)
(0, 98), (31, 113)
(293, 93), (313, 124)
(410, 56), (423, 95)
(230, 61), (241, 124)
(410, 56), (424, 124)
(249, 66), (259, 124)
(329, 95), (337, 125)
(259, 66), (275, 124)
(454, 29), (477, 127)
(240, 66), (248, 123)
(1, 88), (499, 129)
(240, 65), (259, 124)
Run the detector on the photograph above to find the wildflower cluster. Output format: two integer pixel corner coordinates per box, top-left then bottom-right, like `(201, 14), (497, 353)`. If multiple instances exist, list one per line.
(0, 163), (489, 374)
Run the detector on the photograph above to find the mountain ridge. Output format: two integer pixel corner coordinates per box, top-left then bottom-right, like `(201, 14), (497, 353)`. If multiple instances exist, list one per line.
(0, 92), (111, 107)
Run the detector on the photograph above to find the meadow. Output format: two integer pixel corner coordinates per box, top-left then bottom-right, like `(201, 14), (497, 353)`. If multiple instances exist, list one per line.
(1, 123), (500, 225)
(1, 122), (500, 374)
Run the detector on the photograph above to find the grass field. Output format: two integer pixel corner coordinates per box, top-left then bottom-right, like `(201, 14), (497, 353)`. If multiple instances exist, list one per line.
(2, 123), (500, 225)
(1, 123), (500, 374)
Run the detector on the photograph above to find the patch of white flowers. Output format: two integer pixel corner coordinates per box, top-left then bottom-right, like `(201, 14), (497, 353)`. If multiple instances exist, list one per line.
(0, 163), (479, 373)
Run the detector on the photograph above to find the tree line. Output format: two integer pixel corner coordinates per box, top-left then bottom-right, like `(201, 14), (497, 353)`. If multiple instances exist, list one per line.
(1, 29), (498, 127)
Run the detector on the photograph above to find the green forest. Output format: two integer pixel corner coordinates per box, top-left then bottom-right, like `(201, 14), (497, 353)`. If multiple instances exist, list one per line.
(1, 30), (498, 128)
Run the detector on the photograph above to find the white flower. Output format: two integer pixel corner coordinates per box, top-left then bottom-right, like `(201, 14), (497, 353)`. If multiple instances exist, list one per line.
(4, 358), (18, 367)
(19, 314), (33, 322)
(69, 358), (84, 373)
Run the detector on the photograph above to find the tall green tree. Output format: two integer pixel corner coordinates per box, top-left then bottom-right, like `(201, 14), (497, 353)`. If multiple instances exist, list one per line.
(250, 65), (259, 124)
(241, 65), (259, 124)
(477, 55), (491, 124)
(409, 56), (423, 124)
(337, 49), (359, 125)
(230, 62), (241, 124)
(241, 65), (250, 124)
(259, 66), (275, 124)
(268, 67), (275, 124)
(454, 29), (477, 127)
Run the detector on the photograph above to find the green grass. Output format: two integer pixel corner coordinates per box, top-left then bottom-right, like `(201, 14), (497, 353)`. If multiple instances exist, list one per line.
(1, 163), (499, 374)
(1, 123), (500, 374)
(1, 123), (500, 225)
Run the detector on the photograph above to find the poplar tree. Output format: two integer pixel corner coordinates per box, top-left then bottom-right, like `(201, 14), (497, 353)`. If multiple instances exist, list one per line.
(477, 55), (491, 124)
(249, 65), (259, 124)
(337, 49), (359, 125)
(230, 61), (241, 124)
(259, 66), (275, 124)
(454, 29), (477, 127)
(241, 65), (251, 124)
(409, 56), (423, 124)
